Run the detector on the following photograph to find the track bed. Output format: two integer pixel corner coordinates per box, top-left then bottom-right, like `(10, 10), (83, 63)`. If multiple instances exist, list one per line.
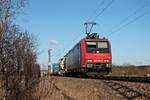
(29, 75), (150, 100)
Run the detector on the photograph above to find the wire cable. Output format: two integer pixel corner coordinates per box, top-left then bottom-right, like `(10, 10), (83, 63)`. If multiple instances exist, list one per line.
(106, 2), (150, 36)
(92, 0), (115, 21)
(107, 9), (150, 37)
(87, 0), (105, 21)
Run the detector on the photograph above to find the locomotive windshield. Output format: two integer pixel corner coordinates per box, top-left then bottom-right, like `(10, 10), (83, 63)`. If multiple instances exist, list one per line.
(86, 41), (109, 53)
(98, 42), (108, 48)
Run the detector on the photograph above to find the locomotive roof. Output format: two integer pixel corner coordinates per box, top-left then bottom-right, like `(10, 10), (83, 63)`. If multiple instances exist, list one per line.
(82, 37), (109, 42)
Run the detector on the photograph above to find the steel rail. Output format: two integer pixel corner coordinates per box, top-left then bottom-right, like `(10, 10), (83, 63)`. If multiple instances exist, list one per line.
(50, 73), (150, 83)
(96, 76), (150, 83)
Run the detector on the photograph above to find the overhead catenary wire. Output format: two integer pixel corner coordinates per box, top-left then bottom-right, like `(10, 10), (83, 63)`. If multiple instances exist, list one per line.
(107, 9), (150, 37)
(106, 1), (150, 37)
(92, 0), (115, 22)
(87, 0), (105, 21)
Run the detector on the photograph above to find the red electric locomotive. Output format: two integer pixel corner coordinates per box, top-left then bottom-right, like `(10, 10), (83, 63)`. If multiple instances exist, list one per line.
(59, 22), (112, 75)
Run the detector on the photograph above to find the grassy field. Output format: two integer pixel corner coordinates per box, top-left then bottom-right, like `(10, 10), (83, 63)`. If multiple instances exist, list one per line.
(111, 65), (150, 76)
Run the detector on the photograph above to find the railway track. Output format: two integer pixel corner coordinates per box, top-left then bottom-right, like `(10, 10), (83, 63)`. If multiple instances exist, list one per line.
(95, 76), (150, 83)
(104, 80), (150, 99)
(52, 73), (150, 83)
(79, 75), (150, 99)
(50, 75), (150, 99)
(48, 74), (150, 99)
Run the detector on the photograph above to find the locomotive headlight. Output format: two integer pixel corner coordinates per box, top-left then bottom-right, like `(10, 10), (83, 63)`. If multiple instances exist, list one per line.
(104, 59), (109, 62)
(87, 59), (92, 62)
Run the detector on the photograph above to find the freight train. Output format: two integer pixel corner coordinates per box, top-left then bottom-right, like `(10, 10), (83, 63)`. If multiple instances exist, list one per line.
(58, 23), (112, 76)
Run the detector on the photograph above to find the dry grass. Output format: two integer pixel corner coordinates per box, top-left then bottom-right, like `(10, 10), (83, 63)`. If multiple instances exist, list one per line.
(111, 65), (150, 76)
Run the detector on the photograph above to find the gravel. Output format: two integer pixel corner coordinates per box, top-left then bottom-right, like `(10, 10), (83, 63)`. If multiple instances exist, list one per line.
(112, 81), (150, 99)
(47, 76), (126, 100)
(29, 76), (150, 100)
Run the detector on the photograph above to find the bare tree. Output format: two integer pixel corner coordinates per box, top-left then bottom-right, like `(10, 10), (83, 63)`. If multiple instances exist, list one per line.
(0, 0), (40, 100)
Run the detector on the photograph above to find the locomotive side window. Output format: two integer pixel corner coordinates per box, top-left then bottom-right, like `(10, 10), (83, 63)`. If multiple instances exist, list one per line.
(86, 42), (97, 53)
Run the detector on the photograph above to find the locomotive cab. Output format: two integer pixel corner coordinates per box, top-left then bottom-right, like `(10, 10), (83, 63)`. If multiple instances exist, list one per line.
(81, 34), (112, 73)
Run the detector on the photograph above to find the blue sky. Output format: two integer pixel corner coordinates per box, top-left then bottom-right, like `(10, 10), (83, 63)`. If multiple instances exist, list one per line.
(17, 0), (150, 69)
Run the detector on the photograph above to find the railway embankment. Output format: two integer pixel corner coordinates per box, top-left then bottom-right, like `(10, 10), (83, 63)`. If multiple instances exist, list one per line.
(26, 75), (150, 100)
